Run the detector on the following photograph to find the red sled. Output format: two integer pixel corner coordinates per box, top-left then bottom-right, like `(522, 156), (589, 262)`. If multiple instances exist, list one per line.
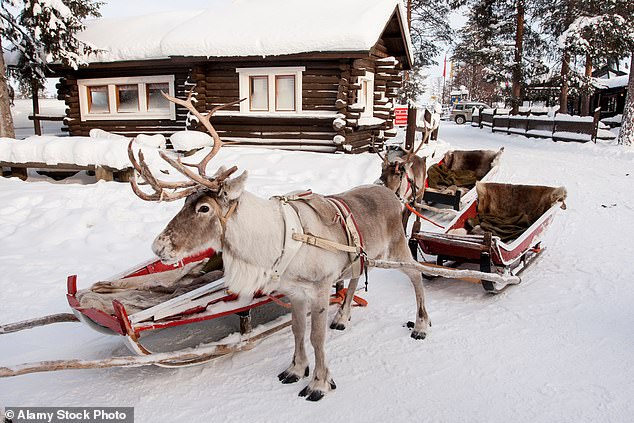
(410, 182), (567, 293)
(66, 248), (291, 367)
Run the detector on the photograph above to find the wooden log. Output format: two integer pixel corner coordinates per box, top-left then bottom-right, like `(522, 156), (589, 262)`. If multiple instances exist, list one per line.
(0, 313), (79, 335)
(368, 259), (521, 285)
(0, 318), (292, 378)
(303, 75), (340, 83)
(352, 58), (375, 70)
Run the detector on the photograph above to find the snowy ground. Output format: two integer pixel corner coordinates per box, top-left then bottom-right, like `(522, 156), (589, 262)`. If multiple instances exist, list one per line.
(1, 122), (633, 422)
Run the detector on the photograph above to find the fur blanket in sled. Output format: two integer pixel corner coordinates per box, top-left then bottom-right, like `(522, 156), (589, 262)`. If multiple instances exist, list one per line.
(76, 255), (224, 315)
(466, 182), (567, 242)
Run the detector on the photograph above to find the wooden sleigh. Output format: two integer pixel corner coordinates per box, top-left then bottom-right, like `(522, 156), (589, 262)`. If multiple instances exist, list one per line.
(423, 148), (503, 210)
(0, 248), (371, 377)
(411, 182), (567, 293)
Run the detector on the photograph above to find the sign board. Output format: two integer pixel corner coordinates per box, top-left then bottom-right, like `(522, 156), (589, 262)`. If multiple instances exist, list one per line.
(394, 106), (408, 126)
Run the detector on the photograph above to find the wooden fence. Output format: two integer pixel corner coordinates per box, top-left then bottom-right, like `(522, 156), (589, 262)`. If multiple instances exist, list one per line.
(472, 107), (612, 143)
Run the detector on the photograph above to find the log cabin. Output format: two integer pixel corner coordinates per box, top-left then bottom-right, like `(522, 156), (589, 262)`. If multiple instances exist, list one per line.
(51, 0), (413, 153)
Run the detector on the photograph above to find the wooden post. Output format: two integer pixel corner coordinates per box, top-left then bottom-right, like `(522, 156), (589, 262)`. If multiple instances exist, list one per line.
(591, 106), (601, 143)
(405, 104), (417, 151)
(31, 80), (41, 136)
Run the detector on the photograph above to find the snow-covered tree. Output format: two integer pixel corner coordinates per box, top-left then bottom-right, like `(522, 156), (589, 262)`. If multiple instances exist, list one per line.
(618, 55), (633, 146)
(558, 1), (634, 115)
(0, 0), (102, 138)
(452, 0), (547, 111)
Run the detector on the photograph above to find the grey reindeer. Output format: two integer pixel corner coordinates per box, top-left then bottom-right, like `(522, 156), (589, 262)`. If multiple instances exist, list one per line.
(127, 92), (431, 401)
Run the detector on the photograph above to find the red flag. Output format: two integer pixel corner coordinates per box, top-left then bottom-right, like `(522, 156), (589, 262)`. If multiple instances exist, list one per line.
(442, 55), (447, 78)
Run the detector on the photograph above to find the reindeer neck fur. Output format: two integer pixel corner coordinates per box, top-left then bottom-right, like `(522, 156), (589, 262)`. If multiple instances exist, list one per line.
(221, 191), (285, 296)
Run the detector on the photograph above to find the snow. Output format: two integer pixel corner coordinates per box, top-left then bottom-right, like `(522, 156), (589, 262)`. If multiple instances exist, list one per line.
(357, 116), (385, 127)
(2, 121), (634, 421)
(552, 131), (592, 142)
(595, 74), (630, 90)
(169, 131), (212, 151)
(0, 135), (136, 169)
(77, 0), (411, 63)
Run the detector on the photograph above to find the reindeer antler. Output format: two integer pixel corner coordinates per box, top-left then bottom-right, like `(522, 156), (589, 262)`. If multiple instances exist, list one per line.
(127, 91), (245, 202)
(160, 91), (244, 176)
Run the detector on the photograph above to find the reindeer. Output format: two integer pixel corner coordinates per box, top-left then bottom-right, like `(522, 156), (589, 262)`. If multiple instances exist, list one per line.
(127, 92), (431, 401)
(376, 129), (430, 231)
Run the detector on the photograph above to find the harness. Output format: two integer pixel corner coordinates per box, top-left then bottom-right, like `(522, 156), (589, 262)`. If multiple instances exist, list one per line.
(269, 191), (367, 282)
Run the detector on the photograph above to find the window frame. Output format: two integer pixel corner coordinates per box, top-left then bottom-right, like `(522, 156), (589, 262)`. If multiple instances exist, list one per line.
(358, 71), (375, 118)
(78, 75), (176, 121)
(236, 67), (304, 114)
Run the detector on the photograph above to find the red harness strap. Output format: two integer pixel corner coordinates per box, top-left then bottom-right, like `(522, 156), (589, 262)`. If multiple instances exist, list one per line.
(326, 196), (366, 274)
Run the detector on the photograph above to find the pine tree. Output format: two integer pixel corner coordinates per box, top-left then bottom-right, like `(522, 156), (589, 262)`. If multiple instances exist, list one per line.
(0, 0), (102, 138)
(559, 0), (634, 115)
(400, 0), (452, 101)
(452, 0), (546, 111)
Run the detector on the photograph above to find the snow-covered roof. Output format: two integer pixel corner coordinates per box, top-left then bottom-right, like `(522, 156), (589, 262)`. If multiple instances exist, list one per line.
(594, 74), (629, 90)
(76, 0), (412, 65)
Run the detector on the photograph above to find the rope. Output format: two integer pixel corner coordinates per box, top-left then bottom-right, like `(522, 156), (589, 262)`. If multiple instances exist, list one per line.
(404, 203), (445, 229)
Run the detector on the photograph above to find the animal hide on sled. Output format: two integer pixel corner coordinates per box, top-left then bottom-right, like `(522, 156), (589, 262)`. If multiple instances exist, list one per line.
(76, 259), (224, 315)
(466, 182), (567, 242)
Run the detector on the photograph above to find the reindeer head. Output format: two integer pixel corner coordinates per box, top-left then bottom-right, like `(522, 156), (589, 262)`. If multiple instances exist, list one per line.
(128, 91), (246, 263)
(151, 168), (248, 263)
(379, 158), (408, 192)
(376, 127), (431, 196)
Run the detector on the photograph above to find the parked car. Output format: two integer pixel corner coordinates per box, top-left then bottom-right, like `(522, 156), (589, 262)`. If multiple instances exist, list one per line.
(450, 101), (490, 124)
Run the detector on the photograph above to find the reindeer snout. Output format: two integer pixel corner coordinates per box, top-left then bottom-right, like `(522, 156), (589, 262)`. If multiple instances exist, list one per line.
(152, 235), (178, 264)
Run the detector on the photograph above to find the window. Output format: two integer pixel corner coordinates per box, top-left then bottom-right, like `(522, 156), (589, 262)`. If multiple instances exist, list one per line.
(358, 71), (374, 118)
(88, 86), (109, 114)
(237, 67), (304, 114)
(250, 76), (269, 111)
(78, 75), (175, 121)
(275, 75), (295, 111)
(116, 84), (139, 112)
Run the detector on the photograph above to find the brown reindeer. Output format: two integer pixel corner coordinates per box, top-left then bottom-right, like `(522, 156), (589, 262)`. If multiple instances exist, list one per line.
(377, 130), (429, 231)
(127, 92), (431, 401)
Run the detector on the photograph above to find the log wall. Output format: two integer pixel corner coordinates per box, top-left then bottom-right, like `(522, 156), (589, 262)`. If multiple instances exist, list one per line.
(58, 54), (403, 154)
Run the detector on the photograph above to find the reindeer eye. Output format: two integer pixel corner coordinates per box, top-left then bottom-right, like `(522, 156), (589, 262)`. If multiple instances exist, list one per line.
(198, 205), (210, 213)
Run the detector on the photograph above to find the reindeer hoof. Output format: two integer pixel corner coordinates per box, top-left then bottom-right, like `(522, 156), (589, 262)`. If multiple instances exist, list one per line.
(278, 367), (309, 384)
(306, 391), (325, 402)
(411, 330), (427, 340)
(330, 322), (346, 331)
(299, 386), (325, 401)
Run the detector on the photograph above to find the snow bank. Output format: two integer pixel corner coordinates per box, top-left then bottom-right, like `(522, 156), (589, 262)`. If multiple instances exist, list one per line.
(0, 136), (134, 169)
(169, 131), (214, 151)
(78, 0), (410, 63)
(0, 135), (174, 170)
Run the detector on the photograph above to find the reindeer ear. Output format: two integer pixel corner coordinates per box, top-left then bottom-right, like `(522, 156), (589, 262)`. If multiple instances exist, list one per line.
(212, 166), (228, 178)
(223, 171), (248, 200)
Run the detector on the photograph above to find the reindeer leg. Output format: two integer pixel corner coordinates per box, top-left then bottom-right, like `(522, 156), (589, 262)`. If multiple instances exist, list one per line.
(404, 267), (431, 340)
(299, 285), (336, 401)
(392, 244), (431, 339)
(330, 277), (359, 331)
(278, 295), (309, 384)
